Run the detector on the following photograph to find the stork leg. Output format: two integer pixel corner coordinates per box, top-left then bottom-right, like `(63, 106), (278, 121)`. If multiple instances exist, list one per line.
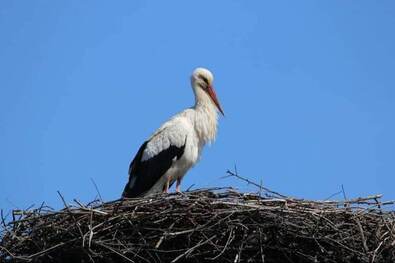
(163, 177), (171, 194)
(176, 178), (182, 193)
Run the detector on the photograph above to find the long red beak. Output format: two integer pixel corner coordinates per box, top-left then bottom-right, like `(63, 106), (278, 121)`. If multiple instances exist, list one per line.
(207, 85), (225, 116)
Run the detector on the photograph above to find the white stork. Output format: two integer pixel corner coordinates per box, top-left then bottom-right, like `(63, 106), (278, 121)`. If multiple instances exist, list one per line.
(122, 67), (224, 198)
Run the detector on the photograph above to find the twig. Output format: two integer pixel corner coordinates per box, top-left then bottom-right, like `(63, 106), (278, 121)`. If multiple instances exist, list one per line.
(91, 178), (103, 203)
(224, 169), (287, 198)
(96, 242), (136, 263)
(27, 242), (68, 259)
(171, 235), (217, 263)
(57, 191), (84, 239)
(341, 184), (348, 201)
(355, 217), (369, 253)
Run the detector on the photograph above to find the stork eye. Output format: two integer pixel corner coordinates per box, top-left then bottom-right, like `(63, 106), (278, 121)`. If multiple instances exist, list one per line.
(200, 76), (209, 85)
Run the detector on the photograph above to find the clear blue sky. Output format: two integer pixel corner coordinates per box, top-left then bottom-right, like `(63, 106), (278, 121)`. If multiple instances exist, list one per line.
(1, 1), (394, 213)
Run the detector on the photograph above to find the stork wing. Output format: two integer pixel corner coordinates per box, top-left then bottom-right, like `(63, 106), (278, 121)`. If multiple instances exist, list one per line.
(122, 123), (188, 198)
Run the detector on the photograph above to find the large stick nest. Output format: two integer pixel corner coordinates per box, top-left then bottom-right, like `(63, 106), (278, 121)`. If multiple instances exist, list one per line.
(1, 187), (394, 263)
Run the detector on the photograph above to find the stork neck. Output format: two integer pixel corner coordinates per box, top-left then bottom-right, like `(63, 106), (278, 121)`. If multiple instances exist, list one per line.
(192, 93), (218, 144)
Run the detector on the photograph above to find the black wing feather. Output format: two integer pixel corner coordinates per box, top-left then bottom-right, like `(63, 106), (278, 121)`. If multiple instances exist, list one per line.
(122, 140), (186, 198)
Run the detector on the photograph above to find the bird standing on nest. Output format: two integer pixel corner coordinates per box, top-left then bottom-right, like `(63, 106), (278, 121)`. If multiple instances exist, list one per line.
(122, 67), (224, 198)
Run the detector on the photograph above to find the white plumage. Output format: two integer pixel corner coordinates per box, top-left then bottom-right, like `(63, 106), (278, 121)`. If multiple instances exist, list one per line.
(122, 67), (224, 198)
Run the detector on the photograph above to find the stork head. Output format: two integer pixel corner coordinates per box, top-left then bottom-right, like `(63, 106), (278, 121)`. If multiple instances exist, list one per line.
(191, 67), (224, 116)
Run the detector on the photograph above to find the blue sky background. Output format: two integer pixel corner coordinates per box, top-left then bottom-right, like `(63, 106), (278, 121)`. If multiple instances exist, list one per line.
(1, 1), (394, 213)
